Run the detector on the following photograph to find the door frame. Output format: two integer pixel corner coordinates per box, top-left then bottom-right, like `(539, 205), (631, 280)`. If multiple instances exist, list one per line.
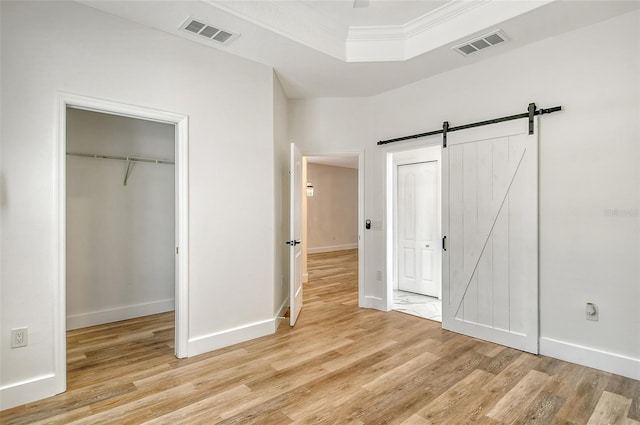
(385, 143), (442, 311)
(301, 151), (365, 308)
(55, 92), (189, 393)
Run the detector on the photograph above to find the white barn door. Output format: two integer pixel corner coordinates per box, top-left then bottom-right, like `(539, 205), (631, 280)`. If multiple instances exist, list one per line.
(442, 119), (539, 354)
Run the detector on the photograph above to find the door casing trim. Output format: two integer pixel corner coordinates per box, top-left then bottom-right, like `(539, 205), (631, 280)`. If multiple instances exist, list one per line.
(55, 92), (190, 395)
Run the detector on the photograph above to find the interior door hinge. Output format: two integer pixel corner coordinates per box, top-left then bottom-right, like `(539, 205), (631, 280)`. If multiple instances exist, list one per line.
(176, 246), (179, 255)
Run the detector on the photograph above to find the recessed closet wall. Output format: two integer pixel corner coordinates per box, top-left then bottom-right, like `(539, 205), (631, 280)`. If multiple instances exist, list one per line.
(66, 108), (175, 330)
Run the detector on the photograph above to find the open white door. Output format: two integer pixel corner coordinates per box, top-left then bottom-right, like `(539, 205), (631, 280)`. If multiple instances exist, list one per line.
(442, 119), (539, 354)
(289, 143), (303, 326)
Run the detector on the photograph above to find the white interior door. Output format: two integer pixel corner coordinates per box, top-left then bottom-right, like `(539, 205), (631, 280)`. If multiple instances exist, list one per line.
(289, 143), (303, 326)
(442, 119), (539, 354)
(397, 161), (440, 297)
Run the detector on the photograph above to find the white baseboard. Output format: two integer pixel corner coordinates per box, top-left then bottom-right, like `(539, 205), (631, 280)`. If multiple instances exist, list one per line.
(188, 318), (276, 357)
(361, 295), (387, 311)
(0, 374), (62, 411)
(66, 299), (175, 330)
(307, 243), (358, 254)
(189, 299), (293, 357)
(540, 337), (640, 380)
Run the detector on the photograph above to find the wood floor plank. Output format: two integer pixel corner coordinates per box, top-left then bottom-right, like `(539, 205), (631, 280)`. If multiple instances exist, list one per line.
(488, 369), (551, 423)
(66, 383), (196, 425)
(322, 338), (398, 372)
(481, 346), (524, 375)
(283, 346), (407, 421)
(514, 391), (566, 425)
(606, 375), (640, 422)
(401, 414), (431, 425)
(483, 352), (540, 396)
(554, 368), (611, 424)
(2, 249), (639, 425)
(362, 351), (440, 394)
(412, 368), (496, 424)
(29, 407), (93, 425)
(139, 385), (249, 425)
(587, 391), (633, 425)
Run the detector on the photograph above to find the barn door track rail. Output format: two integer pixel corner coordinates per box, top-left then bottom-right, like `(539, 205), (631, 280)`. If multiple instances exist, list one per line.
(377, 102), (562, 148)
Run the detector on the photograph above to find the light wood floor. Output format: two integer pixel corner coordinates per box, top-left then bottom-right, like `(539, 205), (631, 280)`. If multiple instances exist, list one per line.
(2, 249), (639, 424)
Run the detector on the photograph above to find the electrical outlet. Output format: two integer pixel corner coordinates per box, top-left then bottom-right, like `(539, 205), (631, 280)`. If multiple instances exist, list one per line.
(586, 303), (598, 321)
(11, 328), (28, 348)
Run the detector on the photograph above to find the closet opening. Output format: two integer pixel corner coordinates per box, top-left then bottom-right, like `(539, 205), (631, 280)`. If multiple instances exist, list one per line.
(56, 94), (189, 394)
(66, 107), (175, 321)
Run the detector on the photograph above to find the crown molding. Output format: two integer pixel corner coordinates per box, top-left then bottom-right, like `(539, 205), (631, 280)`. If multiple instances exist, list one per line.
(347, 0), (487, 41)
(346, 0), (556, 62)
(404, 0), (490, 38)
(206, 0), (557, 63)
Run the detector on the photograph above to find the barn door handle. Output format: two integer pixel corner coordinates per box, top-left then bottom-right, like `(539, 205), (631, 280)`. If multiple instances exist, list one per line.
(442, 236), (447, 251)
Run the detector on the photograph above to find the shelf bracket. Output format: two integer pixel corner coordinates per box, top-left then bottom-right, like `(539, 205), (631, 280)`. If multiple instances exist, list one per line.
(123, 159), (133, 186)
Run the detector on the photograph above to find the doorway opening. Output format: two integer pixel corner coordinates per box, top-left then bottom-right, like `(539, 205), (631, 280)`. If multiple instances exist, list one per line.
(386, 145), (442, 322)
(55, 93), (189, 394)
(300, 154), (364, 312)
(385, 118), (539, 353)
(66, 108), (175, 332)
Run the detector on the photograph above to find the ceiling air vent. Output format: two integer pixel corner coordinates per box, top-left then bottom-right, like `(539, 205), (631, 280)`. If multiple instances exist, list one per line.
(453, 30), (509, 57)
(180, 18), (239, 46)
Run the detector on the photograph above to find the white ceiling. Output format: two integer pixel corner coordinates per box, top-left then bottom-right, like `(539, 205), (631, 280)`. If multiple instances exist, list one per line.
(80, 0), (640, 98)
(302, 0), (449, 28)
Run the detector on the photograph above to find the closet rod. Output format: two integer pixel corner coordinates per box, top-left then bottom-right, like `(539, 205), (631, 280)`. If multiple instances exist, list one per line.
(66, 152), (174, 165)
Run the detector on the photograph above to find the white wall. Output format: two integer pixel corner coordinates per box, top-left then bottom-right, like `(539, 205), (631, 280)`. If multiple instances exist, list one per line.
(66, 108), (175, 329)
(290, 10), (640, 379)
(306, 163), (358, 252)
(1, 1), (276, 409)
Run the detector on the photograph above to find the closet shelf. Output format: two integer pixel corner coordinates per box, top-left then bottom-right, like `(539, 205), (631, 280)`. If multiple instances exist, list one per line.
(66, 152), (175, 186)
(66, 152), (174, 165)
